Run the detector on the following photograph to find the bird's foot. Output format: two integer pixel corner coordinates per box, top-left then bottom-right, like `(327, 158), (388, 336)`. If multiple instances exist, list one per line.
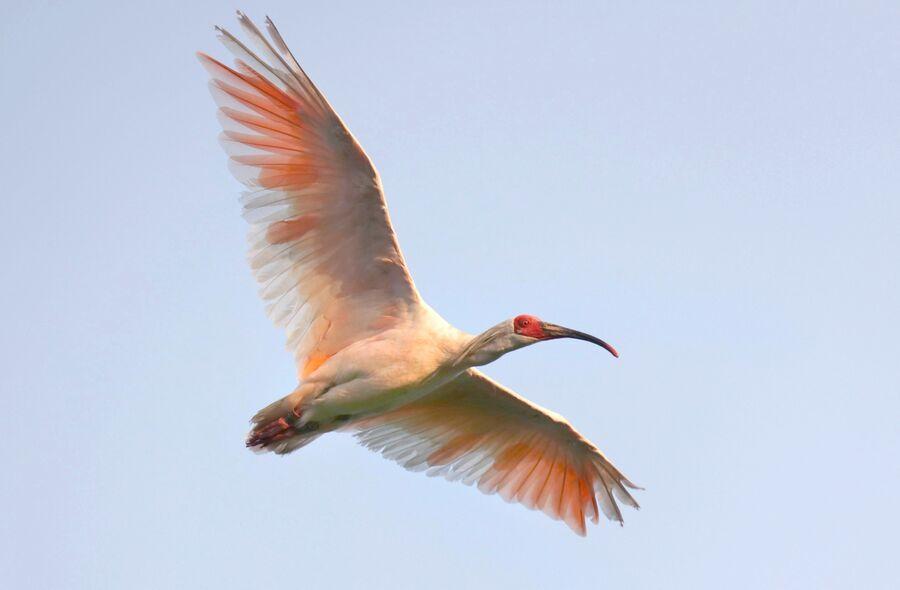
(246, 417), (292, 448)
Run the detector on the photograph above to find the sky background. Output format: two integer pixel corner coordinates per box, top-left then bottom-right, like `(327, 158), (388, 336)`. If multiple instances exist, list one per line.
(1, 1), (898, 588)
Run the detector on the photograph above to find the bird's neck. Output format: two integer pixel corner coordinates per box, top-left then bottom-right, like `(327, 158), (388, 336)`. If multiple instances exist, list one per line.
(453, 323), (521, 369)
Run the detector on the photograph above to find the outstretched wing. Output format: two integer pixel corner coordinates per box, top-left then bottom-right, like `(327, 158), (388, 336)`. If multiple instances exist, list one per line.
(199, 13), (420, 377)
(352, 369), (640, 536)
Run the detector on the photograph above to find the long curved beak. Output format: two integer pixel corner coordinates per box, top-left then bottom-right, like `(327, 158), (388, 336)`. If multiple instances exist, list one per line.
(540, 323), (619, 358)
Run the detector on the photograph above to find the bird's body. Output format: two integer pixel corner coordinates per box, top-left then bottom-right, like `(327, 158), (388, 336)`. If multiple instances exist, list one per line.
(294, 305), (468, 424)
(200, 12), (640, 536)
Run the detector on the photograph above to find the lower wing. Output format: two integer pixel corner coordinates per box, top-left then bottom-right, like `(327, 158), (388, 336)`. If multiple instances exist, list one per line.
(351, 369), (640, 536)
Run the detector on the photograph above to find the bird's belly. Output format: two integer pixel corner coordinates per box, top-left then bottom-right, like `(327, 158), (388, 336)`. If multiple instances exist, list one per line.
(308, 360), (460, 422)
(303, 324), (466, 422)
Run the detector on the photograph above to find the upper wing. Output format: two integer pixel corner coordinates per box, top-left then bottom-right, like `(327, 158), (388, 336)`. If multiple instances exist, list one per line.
(352, 369), (640, 536)
(198, 13), (420, 377)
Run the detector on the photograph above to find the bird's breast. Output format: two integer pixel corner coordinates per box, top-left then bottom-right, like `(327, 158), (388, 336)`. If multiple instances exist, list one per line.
(308, 324), (468, 419)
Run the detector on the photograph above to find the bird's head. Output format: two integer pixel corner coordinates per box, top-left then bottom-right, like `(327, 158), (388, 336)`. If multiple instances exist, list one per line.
(512, 314), (619, 357)
(459, 314), (618, 367)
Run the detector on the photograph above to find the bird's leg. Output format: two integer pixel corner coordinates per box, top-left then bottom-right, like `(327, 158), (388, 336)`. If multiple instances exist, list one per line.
(246, 418), (290, 447)
(245, 382), (331, 448)
(246, 404), (327, 447)
(246, 405), (306, 447)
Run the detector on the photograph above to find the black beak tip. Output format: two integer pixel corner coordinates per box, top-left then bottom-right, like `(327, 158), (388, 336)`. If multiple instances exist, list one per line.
(542, 323), (619, 358)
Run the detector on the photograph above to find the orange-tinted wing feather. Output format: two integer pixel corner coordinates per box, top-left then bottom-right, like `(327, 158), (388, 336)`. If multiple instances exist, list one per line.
(352, 369), (640, 536)
(198, 14), (420, 377)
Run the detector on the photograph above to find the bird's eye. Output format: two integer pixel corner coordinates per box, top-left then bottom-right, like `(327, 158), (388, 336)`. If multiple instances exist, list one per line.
(521, 319), (529, 326)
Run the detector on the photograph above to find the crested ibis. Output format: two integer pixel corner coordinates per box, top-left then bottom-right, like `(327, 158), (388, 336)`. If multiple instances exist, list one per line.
(198, 12), (640, 536)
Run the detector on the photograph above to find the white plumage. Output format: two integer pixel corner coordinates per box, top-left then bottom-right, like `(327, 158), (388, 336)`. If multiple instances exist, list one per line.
(199, 11), (639, 536)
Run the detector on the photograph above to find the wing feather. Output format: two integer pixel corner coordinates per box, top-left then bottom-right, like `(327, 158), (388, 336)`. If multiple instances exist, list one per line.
(199, 14), (420, 375)
(352, 369), (640, 536)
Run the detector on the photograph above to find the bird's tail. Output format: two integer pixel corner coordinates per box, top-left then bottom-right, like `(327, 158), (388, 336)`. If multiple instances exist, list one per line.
(246, 385), (322, 455)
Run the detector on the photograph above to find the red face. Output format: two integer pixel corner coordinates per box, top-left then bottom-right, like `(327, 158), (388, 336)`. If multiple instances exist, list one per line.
(513, 314), (547, 339)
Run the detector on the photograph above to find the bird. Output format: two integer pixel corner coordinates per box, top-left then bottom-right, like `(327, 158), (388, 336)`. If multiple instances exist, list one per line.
(198, 11), (640, 536)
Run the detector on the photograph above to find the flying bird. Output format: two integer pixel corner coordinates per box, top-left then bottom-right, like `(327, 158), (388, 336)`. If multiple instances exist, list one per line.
(198, 12), (640, 536)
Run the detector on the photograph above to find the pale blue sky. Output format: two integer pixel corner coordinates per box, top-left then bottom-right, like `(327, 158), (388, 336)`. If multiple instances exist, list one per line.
(2, 1), (898, 588)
